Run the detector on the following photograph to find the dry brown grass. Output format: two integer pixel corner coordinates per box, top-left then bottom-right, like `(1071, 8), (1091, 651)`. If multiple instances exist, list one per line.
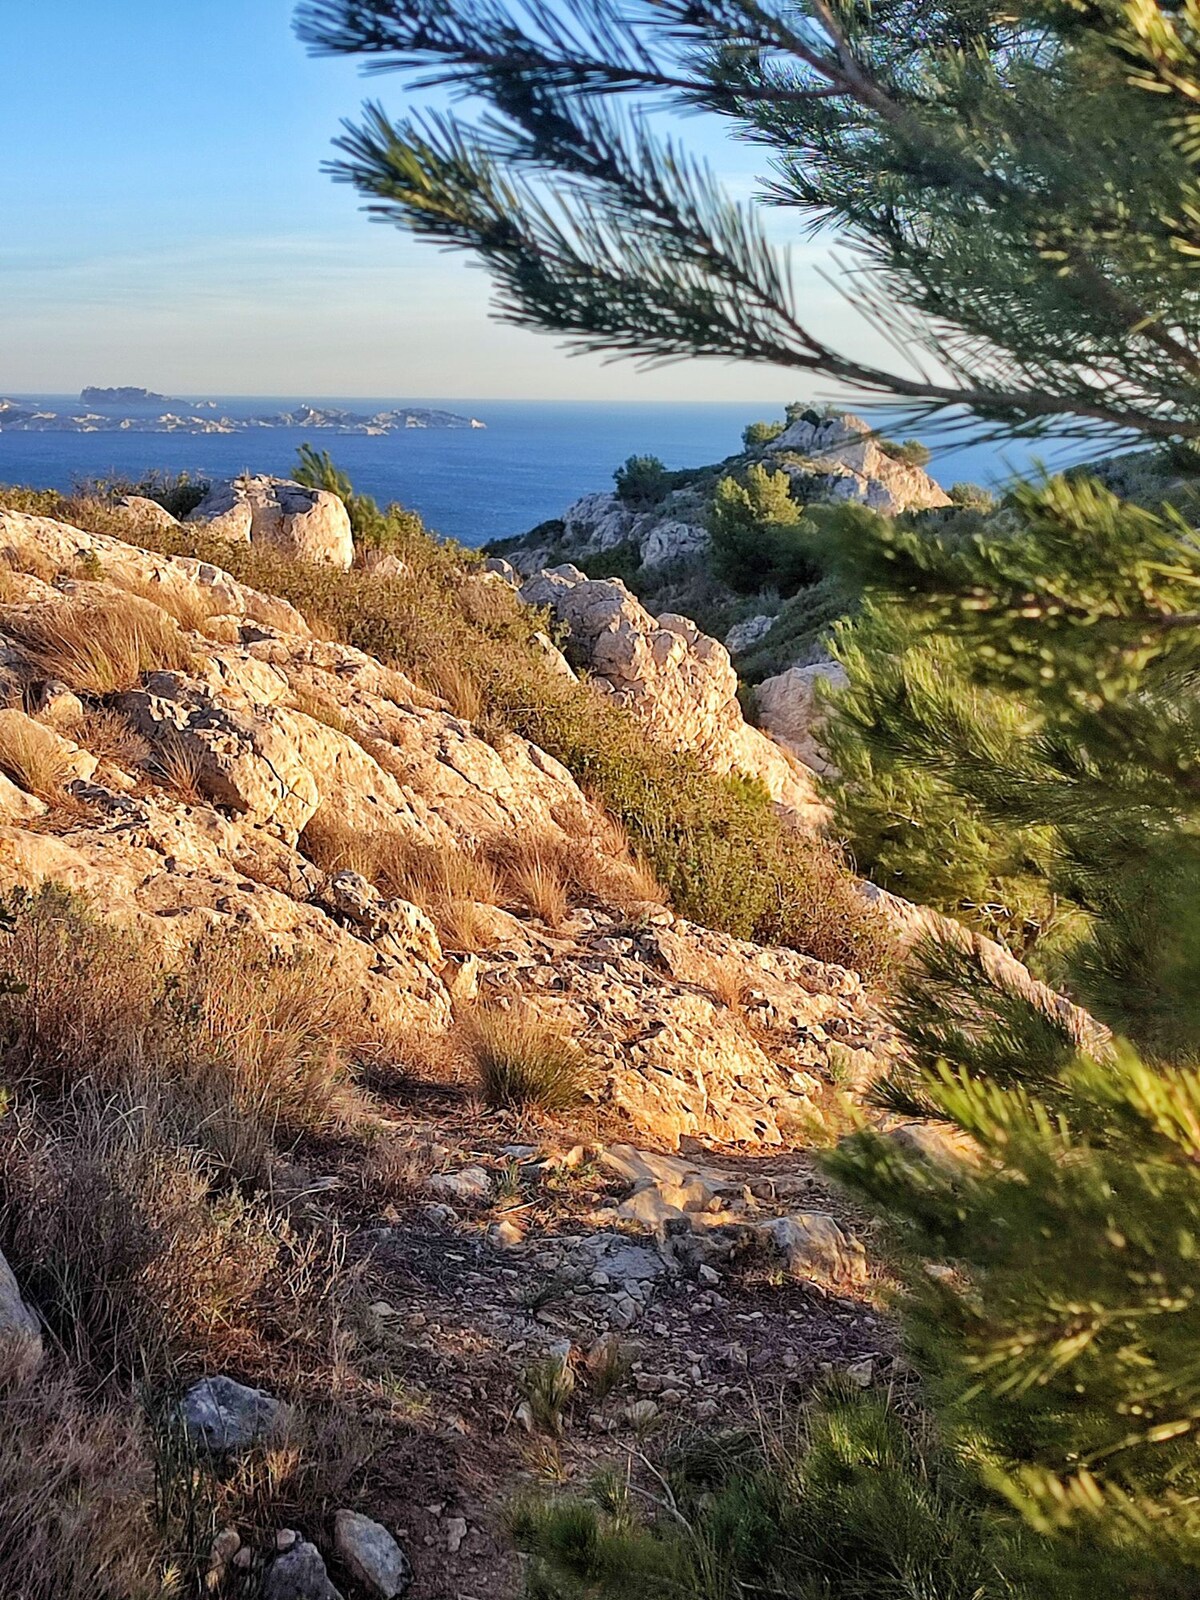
(499, 840), (571, 928)
(63, 706), (151, 771)
(3, 593), (197, 695)
(108, 573), (223, 634)
(466, 1004), (591, 1111)
(423, 657), (483, 721)
(705, 961), (750, 1012)
(0, 714), (76, 802)
(151, 734), (206, 804)
(299, 808), (378, 880)
(0, 1371), (167, 1600)
(300, 812), (505, 951)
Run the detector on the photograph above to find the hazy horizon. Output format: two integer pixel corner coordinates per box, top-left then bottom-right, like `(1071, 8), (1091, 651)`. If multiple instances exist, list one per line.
(2, 2), (911, 405)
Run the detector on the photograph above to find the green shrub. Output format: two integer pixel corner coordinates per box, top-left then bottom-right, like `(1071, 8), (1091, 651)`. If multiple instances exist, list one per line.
(708, 464), (821, 594)
(878, 437), (932, 468)
(613, 454), (669, 504)
(742, 419), (786, 448)
(512, 1388), (1025, 1599)
(948, 481), (996, 512)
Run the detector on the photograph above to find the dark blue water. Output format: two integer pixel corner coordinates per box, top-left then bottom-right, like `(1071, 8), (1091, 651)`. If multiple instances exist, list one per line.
(0, 395), (1089, 546)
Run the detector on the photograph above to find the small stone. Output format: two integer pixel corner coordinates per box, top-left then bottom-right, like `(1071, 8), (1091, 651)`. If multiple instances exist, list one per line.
(623, 1398), (659, 1427)
(845, 1357), (874, 1389)
(179, 1376), (287, 1454)
(233, 1547), (255, 1571)
(334, 1509), (413, 1598)
(697, 1264), (720, 1287)
(263, 1540), (343, 1600)
(276, 1529), (299, 1551)
(421, 1202), (459, 1227)
(445, 1516), (468, 1555)
(427, 1167), (492, 1204)
(488, 1220), (525, 1250)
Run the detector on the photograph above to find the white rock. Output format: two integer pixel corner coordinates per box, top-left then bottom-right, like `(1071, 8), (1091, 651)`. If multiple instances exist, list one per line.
(0, 1246), (41, 1379)
(759, 1212), (867, 1284)
(334, 1509), (413, 1598)
(427, 1166), (492, 1204)
(188, 475), (354, 569)
(754, 661), (848, 778)
(767, 413), (951, 515)
(724, 614), (775, 656)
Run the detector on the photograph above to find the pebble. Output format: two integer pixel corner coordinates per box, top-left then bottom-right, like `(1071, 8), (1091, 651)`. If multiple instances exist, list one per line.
(446, 1516), (469, 1555)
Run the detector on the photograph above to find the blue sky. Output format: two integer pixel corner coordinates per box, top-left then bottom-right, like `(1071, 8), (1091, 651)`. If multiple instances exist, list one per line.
(1, 0), (887, 401)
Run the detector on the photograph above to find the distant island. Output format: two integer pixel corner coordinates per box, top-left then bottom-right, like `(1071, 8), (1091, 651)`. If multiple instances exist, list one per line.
(0, 395), (485, 434)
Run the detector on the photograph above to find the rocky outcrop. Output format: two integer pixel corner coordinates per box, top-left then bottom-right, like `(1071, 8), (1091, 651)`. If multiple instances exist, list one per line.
(515, 564), (829, 828)
(767, 413), (951, 515)
(552, 492), (708, 572)
(0, 507), (896, 1146)
(754, 660), (848, 778)
(186, 475), (354, 569)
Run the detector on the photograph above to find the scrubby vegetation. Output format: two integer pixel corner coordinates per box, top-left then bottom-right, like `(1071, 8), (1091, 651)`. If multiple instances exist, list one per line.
(0, 884), (382, 1592)
(513, 1387), (1025, 1599)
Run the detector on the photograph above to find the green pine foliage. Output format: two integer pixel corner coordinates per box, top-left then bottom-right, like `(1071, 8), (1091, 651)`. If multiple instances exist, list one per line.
(708, 463), (822, 594)
(294, 442), (427, 550)
(512, 1389), (1024, 1600)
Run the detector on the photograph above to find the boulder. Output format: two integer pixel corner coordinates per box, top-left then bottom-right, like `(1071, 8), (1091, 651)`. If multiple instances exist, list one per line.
(334, 1510), (413, 1598)
(759, 1212), (867, 1283)
(754, 660), (848, 778)
(179, 1375), (288, 1453)
(113, 495), (181, 532)
(515, 567), (827, 829)
(427, 1166), (492, 1204)
(187, 476), (354, 569)
(0, 1246), (42, 1379)
(263, 1541), (344, 1600)
(767, 413), (951, 515)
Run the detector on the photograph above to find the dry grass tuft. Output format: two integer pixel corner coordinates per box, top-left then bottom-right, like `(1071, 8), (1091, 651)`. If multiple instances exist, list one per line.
(300, 813), (505, 951)
(299, 808), (378, 881)
(0, 714), (76, 802)
(423, 658), (483, 722)
(467, 1005), (590, 1111)
(108, 573), (223, 634)
(0, 1371), (167, 1600)
(4, 593), (197, 695)
(502, 841), (571, 928)
(151, 733), (206, 804)
(63, 706), (151, 772)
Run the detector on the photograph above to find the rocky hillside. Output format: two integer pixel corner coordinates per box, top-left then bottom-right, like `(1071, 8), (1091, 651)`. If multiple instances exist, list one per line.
(0, 476), (939, 1600)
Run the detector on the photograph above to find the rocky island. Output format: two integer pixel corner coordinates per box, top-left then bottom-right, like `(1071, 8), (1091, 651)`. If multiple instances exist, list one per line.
(0, 394), (485, 434)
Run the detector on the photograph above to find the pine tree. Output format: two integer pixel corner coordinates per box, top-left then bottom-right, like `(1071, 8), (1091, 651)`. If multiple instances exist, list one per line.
(297, 0), (1200, 444)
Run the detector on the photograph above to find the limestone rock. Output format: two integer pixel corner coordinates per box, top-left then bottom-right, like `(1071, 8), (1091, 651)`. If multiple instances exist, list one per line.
(515, 567), (827, 828)
(179, 1375), (288, 1453)
(760, 1212), (867, 1283)
(112, 495), (181, 532)
(427, 1166), (492, 1204)
(334, 1510), (412, 1598)
(767, 413), (951, 515)
(0, 1245), (42, 1379)
(754, 660), (848, 778)
(263, 1541), (343, 1600)
(187, 476), (354, 569)
(724, 614), (775, 657)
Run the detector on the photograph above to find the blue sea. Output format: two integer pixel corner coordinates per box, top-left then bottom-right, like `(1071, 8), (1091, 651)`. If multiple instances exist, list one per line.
(0, 395), (1095, 547)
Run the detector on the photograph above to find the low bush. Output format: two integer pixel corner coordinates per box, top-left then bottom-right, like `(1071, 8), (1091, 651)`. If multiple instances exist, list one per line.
(878, 437), (933, 468)
(613, 454), (670, 505)
(512, 1387), (1023, 1600)
(742, 419), (786, 448)
(467, 1006), (589, 1111)
(708, 465), (823, 595)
